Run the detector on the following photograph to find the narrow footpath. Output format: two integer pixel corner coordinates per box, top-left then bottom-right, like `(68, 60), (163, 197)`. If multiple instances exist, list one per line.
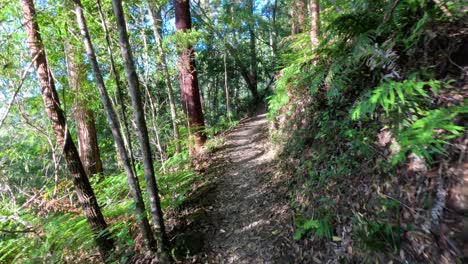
(172, 108), (295, 263)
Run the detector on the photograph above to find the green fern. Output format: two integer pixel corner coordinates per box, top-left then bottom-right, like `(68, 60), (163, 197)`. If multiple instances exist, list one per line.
(293, 214), (334, 240)
(393, 106), (466, 164)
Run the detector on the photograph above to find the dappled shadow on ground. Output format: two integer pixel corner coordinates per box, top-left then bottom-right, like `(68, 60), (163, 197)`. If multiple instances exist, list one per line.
(168, 108), (295, 263)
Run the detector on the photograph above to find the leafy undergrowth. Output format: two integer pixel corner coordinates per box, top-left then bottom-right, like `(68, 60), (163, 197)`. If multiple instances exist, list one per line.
(268, 1), (467, 263)
(0, 149), (200, 263)
(0, 116), (239, 263)
(0, 62), (252, 262)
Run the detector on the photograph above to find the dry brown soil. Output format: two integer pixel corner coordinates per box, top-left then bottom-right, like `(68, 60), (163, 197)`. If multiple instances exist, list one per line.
(171, 109), (295, 263)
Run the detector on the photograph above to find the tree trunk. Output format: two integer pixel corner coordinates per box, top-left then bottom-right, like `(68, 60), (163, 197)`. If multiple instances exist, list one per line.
(247, 0), (259, 102)
(72, 0), (157, 251)
(64, 42), (103, 177)
(309, 0), (320, 46)
(147, 1), (181, 154)
(290, 0), (307, 34)
(174, 0), (207, 152)
(95, 0), (137, 174)
(211, 75), (219, 120)
(297, 0), (308, 34)
(270, 0), (278, 70)
(223, 51), (230, 116)
(111, 0), (169, 255)
(20, 0), (114, 260)
(74, 105), (103, 176)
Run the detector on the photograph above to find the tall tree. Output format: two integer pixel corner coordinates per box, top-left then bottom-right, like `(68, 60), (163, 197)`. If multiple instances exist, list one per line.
(20, 0), (114, 260)
(95, 0), (137, 171)
(291, 0), (307, 34)
(247, 0), (259, 101)
(111, 0), (170, 255)
(147, 1), (182, 154)
(174, 0), (207, 152)
(71, 0), (157, 251)
(64, 37), (103, 177)
(309, 0), (320, 46)
(223, 51), (231, 116)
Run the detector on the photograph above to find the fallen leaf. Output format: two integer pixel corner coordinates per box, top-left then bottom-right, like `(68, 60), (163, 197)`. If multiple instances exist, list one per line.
(332, 236), (342, 242)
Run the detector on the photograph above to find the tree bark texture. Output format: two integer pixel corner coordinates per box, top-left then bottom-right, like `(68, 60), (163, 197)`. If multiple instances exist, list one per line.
(72, 0), (157, 251)
(95, 0), (137, 173)
(309, 0), (320, 46)
(112, 0), (169, 254)
(64, 42), (103, 177)
(20, 0), (114, 260)
(147, 1), (182, 154)
(174, 0), (207, 152)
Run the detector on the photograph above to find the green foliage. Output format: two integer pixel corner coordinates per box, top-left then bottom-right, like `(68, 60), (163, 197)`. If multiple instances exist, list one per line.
(269, 0), (466, 260)
(393, 106), (466, 164)
(293, 214), (333, 241)
(355, 216), (401, 254)
(168, 29), (203, 51)
(204, 137), (225, 152)
(355, 198), (402, 255)
(266, 66), (293, 120)
(352, 79), (441, 118)
(352, 79), (466, 164)
(0, 155), (201, 263)
(205, 115), (239, 138)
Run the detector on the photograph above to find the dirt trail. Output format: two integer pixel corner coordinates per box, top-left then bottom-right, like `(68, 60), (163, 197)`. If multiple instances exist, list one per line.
(176, 108), (295, 263)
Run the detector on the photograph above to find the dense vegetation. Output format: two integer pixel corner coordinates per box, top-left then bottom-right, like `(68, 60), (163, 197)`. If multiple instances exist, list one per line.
(268, 0), (467, 262)
(0, 0), (466, 263)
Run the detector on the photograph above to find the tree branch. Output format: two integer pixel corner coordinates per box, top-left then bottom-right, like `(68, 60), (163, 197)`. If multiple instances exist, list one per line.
(0, 49), (42, 128)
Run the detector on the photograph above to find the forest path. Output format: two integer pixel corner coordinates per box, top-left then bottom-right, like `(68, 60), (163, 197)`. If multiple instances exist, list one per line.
(177, 107), (295, 263)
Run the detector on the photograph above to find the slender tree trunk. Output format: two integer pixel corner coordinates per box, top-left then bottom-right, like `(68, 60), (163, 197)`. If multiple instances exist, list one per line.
(234, 80), (240, 110)
(223, 51), (230, 116)
(20, 0), (114, 260)
(139, 14), (167, 173)
(72, 0), (157, 251)
(64, 42), (103, 177)
(270, 0), (278, 69)
(147, 1), (181, 154)
(112, 0), (169, 255)
(174, 0), (207, 152)
(289, 8), (296, 35)
(211, 75), (219, 120)
(309, 0), (320, 46)
(143, 85), (167, 174)
(247, 0), (259, 102)
(199, 81), (206, 113)
(95, 0), (137, 174)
